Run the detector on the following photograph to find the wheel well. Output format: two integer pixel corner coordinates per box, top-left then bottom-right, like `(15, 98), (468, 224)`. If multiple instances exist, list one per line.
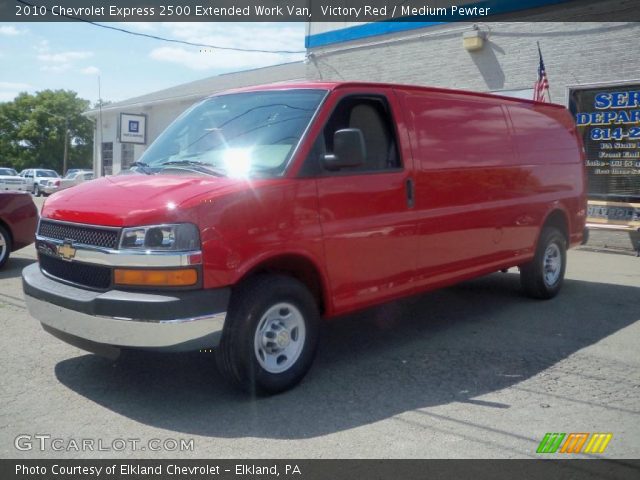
(543, 209), (569, 244)
(241, 255), (326, 314)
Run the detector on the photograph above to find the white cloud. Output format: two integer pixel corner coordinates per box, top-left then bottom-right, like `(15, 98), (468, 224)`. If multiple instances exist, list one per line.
(147, 23), (304, 72)
(38, 51), (93, 63)
(0, 82), (33, 102)
(161, 22), (304, 54)
(35, 39), (50, 53)
(40, 65), (70, 73)
(0, 25), (27, 36)
(149, 46), (297, 72)
(81, 66), (100, 75)
(36, 49), (94, 73)
(0, 81), (31, 89)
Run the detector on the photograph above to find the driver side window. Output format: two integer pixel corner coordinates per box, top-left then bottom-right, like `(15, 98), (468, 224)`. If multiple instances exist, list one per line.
(302, 95), (401, 176)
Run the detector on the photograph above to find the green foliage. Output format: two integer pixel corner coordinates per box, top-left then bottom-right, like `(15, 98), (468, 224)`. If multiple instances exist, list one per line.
(0, 89), (94, 173)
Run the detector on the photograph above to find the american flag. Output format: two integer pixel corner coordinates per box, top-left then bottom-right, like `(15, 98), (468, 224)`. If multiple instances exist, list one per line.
(534, 42), (550, 102)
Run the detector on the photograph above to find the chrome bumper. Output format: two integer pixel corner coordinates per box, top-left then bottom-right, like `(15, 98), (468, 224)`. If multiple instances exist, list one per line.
(25, 294), (226, 350)
(22, 263), (229, 354)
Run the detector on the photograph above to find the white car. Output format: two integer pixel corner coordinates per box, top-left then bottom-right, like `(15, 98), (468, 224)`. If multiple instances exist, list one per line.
(19, 168), (60, 196)
(42, 170), (94, 195)
(0, 167), (28, 192)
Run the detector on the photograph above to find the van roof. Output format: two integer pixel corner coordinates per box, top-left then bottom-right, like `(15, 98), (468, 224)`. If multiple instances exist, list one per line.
(213, 81), (565, 109)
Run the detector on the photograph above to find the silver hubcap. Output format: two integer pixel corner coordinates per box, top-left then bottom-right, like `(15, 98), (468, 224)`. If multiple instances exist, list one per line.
(254, 302), (306, 374)
(0, 233), (6, 260)
(543, 243), (562, 286)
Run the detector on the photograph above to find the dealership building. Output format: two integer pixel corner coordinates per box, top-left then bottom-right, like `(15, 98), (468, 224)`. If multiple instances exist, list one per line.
(86, 1), (640, 232)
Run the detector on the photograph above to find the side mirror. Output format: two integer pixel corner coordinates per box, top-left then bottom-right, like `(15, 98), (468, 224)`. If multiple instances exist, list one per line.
(322, 128), (366, 170)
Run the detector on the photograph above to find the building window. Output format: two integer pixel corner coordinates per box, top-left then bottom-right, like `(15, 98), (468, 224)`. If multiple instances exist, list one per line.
(102, 142), (113, 176)
(570, 84), (640, 203)
(121, 143), (135, 170)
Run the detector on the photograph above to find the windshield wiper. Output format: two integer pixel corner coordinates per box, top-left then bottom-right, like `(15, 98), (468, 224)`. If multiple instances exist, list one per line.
(160, 159), (226, 176)
(161, 159), (209, 166)
(130, 161), (154, 175)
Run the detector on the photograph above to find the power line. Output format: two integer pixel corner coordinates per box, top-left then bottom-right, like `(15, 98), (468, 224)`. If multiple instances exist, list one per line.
(16, 0), (306, 54)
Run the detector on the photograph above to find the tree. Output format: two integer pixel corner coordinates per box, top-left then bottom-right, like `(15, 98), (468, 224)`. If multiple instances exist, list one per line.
(0, 90), (94, 173)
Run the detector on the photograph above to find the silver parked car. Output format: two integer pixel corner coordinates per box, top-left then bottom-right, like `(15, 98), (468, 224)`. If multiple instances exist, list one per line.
(0, 167), (28, 192)
(42, 170), (94, 195)
(19, 168), (60, 196)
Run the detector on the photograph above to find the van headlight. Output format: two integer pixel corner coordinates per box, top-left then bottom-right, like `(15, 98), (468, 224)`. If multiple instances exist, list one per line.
(119, 223), (200, 251)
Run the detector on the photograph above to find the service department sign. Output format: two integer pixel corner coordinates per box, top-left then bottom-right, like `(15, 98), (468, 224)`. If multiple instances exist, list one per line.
(119, 113), (147, 144)
(569, 84), (640, 228)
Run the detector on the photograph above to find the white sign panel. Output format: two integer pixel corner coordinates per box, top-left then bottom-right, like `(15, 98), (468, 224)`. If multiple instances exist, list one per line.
(119, 113), (147, 144)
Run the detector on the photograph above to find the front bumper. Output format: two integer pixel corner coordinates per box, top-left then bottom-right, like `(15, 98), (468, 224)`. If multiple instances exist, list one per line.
(1, 183), (27, 192)
(22, 263), (230, 355)
(42, 185), (59, 195)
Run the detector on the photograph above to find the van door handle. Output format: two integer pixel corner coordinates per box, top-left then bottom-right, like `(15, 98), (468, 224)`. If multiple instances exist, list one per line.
(406, 178), (415, 209)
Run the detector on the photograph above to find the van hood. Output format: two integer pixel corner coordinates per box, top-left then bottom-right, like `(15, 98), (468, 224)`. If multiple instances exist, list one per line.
(42, 174), (246, 227)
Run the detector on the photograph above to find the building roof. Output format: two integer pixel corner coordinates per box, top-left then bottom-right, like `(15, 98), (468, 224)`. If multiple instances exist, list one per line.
(84, 61), (306, 116)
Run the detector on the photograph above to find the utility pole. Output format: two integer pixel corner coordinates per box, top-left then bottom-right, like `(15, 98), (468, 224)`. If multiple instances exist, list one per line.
(63, 118), (69, 176)
(40, 109), (70, 175)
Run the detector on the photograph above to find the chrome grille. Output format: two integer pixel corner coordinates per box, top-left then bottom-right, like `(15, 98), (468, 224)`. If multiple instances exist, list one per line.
(38, 220), (120, 249)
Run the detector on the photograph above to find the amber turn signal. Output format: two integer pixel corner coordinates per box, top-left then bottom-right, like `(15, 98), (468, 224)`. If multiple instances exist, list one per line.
(114, 268), (198, 287)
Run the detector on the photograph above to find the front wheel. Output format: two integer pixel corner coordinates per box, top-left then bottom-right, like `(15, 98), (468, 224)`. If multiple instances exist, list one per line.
(34, 184), (41, 197)
(520, 227), (567, 299)
(215, 274), (320, 394)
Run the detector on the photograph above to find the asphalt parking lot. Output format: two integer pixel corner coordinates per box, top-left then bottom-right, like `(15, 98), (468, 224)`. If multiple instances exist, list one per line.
(1, 197), (639, 459)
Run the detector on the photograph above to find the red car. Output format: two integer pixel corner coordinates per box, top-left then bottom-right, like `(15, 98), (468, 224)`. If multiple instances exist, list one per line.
(22, 82), (587, 393)
(0, 192), (38, 268)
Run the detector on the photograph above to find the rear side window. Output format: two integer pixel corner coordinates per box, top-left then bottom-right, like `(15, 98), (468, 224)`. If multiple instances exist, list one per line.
(305, 95), (401, 175)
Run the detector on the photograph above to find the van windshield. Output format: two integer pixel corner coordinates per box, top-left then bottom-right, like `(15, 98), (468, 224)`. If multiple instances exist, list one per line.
(139, 89), (326, 177)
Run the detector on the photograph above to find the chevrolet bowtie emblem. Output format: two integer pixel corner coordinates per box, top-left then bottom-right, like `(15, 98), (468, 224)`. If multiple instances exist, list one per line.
(57, 242), (76, 261)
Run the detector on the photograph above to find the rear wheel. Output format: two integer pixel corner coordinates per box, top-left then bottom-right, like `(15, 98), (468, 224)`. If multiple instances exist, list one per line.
(0, 225), (12, 269)
(215, 275), (320, 394)
(520, 227), (566, 299)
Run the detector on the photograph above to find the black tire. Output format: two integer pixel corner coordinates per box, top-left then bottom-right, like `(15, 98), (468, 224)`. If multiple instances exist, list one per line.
(0, 224), (12, 269)
(34, 184), (41, 197)
(520, 227), (567, 299)
(215, 274), (320, 395)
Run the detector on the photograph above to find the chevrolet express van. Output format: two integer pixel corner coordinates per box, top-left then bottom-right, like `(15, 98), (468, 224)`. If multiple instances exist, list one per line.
(23, 82), (587, 393)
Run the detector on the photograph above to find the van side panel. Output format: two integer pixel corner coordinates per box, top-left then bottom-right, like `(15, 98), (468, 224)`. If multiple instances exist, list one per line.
(398, 89), (583, 290)
(398, 90), (523, 285)
(507, 104), (587, 246)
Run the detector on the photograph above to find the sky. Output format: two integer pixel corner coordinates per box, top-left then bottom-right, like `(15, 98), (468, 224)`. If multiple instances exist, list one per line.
(0, 22), (306, 105)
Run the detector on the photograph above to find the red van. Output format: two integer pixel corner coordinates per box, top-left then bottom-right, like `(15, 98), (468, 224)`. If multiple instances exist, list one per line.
(23, 82), (586, 393)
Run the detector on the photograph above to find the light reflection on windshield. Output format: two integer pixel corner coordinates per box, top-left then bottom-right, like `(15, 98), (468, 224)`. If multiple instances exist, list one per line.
(139, 89), (326, 178)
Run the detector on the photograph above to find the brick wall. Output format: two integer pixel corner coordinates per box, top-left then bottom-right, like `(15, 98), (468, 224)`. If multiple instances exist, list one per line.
(306, 22), (640, 105)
